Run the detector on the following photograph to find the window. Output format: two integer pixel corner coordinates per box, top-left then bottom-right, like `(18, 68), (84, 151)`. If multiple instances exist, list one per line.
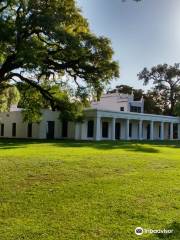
(129, 123), (132, 138)
(87, 120), (94, 138)
(62, 120), (68, 138)
(115, 122), (121, 140)
(120, 107), (124, 111)
(174, 124), (178, 139)
(102, 122), (109, 138)
(12, 123), (16, 137)
(0, 124), (4, 137)
(130, 106), (141, 113)
(147, 124), (150, 140)
(27, 123), (32, 138)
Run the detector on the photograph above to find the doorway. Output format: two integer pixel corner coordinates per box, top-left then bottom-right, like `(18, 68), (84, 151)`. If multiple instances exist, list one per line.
(47, 121), (55, 139)
(102, 122), (109, 138)
(62, 120), (68, 138)
(147, 124), (150, 140)
(115, 122), (121, 140)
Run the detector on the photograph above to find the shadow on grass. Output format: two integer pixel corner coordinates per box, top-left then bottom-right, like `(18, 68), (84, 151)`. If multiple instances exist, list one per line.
(52, 139), (180, 154)
(0, 138), (180, 153)
(147, 221), (180, 240)
(52, 141), (160, 153)
(0, 139), (45, 150)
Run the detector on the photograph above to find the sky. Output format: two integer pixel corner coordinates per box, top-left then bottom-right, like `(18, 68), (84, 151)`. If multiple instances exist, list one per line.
(77, 0), (180, 91)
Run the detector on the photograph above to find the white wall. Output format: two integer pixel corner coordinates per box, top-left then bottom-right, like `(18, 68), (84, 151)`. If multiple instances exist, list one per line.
(74, 123), (81, 140)
(91, 94), (129, 112)
(38, 110), (76, 139)
(38, 110), (61, 139)
(0, 109), (76, 140)
(91, 93), (144, 113)
(0, 112), (39, 139)
(68, 122), (75, 139)
(0, 108), (178, 141)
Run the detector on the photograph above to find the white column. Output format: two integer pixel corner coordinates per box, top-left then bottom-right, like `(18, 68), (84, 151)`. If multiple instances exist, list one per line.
(138, 120), (143, 140)
(111, 118), (116, 140)
(80, 121), (84, 140)
(170, 122), (174, 140)
(178, 124), (180, 140)
(75, 123), (80, 140)
(160, 122), (164, 140)
(150, 121), (154, 140)
(126, 119), (129, 140)
(95, 116), (101, 141)
(39, 121), (47, 139)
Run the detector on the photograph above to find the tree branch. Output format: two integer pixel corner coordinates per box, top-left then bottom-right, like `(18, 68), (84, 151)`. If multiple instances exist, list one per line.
(0, 2), (8, 13)
(6, 72), (57, 110)
(0, 54), (24, 80)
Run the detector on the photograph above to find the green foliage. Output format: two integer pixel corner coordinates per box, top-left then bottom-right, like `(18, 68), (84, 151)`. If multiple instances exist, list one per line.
(174, 102), (180, 116)
(144, 90), (162, 114)
(138, 63), (180, 115)
(20, 94), (43, 123)
(0, 85), (20, 112)
(17, 82), (85, 122)
(0, 0), (119, 120)
(17, 83), (46, 122)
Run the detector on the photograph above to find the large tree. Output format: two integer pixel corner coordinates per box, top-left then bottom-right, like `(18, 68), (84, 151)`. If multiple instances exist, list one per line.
(0, 0), (119, 120)
(138, 64), (180, 115)
(143, 89), (162, 115)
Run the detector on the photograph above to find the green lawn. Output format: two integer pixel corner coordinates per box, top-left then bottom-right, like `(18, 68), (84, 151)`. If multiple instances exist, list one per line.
(0, 139), (180, 240)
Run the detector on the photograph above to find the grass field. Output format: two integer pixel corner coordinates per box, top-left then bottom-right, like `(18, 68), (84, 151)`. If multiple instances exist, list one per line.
(0, 139), (180, 240)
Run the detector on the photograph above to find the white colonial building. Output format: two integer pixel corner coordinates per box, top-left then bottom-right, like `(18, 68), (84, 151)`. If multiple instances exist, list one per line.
(0, 92), (180, 140)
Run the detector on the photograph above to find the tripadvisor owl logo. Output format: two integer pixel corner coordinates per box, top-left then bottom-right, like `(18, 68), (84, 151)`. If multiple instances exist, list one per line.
(135, 227), (144, 235)
(135, 227), (173, 236)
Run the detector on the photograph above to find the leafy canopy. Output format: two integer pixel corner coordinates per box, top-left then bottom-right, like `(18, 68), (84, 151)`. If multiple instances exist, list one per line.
(0, 0), (119, 121)
(138, 64), (180, 115)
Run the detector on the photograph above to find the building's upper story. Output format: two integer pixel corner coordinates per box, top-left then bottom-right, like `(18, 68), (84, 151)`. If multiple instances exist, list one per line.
(91, 92), (144, 113)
